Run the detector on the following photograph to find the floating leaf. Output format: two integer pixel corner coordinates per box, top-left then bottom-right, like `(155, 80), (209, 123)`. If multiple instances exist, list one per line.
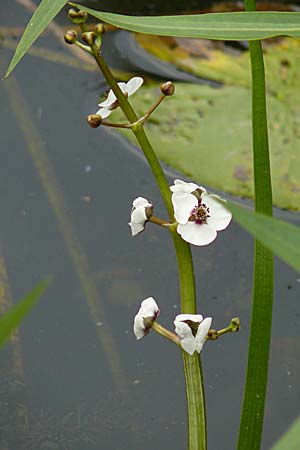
(112, 82), (300, 210)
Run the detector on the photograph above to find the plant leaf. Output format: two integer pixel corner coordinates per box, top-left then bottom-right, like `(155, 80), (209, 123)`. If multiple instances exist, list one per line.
(227, 200), (300, 272)
(270, 415), (300, 450)
(5, 0), (67, 77)
(0, 279), (50, 349)
(71, 4), (300, 41)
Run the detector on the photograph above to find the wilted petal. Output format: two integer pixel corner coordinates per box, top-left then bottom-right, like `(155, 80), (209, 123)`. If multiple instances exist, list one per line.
(126, 77), (144, 96)
(203, 194), (232, 231)
(195, 317), (212, 353)
(177, 222), (217, 246)
(134, 297), (159, 339)
(172, 192), (197, 224)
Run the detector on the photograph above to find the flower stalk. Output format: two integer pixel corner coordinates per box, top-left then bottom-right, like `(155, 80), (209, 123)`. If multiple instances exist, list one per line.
(75, 15), (207, 449)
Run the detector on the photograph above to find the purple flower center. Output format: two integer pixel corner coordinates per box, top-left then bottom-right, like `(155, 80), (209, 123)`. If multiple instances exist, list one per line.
(189, 201), (210, 224)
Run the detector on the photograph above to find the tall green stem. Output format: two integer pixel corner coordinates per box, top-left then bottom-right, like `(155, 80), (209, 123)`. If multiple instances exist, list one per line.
(91, 45), (206, 450)
(238, 2), (274, 449)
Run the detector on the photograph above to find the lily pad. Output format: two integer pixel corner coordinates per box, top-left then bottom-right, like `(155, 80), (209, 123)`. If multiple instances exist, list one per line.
(112, 80), (300, 210)
(107, 35), (300, 210)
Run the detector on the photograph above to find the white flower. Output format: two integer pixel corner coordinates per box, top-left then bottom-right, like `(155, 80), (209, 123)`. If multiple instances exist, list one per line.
(134, 297), (160, 339)
(174, 314), (212, 355)
(96, 77), (143, 118)
(129, 197), (153, 237)
(170, 179), (232, 246)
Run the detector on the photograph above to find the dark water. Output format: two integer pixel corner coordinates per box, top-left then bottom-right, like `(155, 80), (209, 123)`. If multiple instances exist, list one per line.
(0, 1), (299, 450)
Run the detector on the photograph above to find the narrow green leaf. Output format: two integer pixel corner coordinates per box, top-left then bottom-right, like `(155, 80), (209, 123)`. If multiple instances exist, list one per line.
(5, 0), (67, 77)
(228, 200), (300, 272)
(237, 9), (274, 449)
(270, 416), (300, 450)
(0, 279), (50, 349)
(71, 4), (300, 41)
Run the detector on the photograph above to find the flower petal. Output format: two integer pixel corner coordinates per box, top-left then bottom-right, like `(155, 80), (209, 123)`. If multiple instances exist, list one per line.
(174, 320), (196, 355)
(172, 192), (197, 224)
(134, 297), (159, 340)
(132, 196), (152, 209)
(96, 106), (112, 119)
(175, 313), (203, 324)
(170, 179), (204, 194)
(177, 222), (217, 246)
(98, 89), (117, 107)
(125, 77), (144, 96)
(203, 194), (232, 231)
(195, 317), (212, 353)
(129, 197), (152, 237)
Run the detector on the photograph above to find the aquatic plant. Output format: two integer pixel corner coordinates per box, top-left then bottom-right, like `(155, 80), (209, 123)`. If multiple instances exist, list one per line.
(4, 1), (300, 450)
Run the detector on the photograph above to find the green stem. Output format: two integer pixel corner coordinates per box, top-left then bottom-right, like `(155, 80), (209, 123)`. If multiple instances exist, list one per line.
(238, 2), (274, 450)
(90, 46), (206, 450)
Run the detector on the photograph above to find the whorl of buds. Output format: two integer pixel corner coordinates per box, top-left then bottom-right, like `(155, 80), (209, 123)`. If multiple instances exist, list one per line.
(87, 114), (102, 128)
(160, 81), (175, 96)
(94, 23), (106, 35)
(68, 8), (88, 24)
(81, 31), (97, 46)
(64, 30), (78, 45)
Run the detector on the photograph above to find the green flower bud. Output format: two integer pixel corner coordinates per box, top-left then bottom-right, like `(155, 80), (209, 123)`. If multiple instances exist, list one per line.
(87, 114), (102, 128)
(160, 81), (175, 96)
(68, 8), (88, 24)
(64, 30), (77, 45)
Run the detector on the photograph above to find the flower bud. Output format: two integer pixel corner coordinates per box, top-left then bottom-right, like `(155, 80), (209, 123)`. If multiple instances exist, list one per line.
(160, 81), (175, 96)
(230, 317), (240, 332)
(64, 30), (78, 45)
(81, 31), (97, 46)
(207, 329), (218, 340)
(87, 114), (102, 128)
(95, 23), (106, 35)
(68, 8), (88, 24)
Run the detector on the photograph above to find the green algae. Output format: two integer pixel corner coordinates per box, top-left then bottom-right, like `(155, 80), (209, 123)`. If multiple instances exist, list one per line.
(110, 37), (300, 210)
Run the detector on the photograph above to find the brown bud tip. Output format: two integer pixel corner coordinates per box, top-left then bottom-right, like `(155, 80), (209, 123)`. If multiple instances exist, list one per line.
(64, 30), (77, 45)
(207, 329), (219, 340)
(68, 8), (88, 24)
(87, 114), (102, 128)
(81, 31), (97, 46)
(160, 81), (175, 96)
(95, 23), (106, 35)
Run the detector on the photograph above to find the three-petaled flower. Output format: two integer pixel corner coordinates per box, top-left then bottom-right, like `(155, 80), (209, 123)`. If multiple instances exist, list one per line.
(96, 77), (143, 119)
(170, 179), (232, 246)
(174, 314), (212, 355)
(134, 297), (160, 339)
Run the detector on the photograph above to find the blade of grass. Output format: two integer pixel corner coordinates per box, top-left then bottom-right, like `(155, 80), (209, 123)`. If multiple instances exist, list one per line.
(237, 1), (274, 449)
(226, 202), (300, 273)
(0, 279), (50, 349)
(270, 415), (300, 450)
(5, 0), (67, 77)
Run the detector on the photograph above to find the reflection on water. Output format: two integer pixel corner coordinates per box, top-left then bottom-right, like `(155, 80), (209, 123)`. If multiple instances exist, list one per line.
(0, 1), (299, 450)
